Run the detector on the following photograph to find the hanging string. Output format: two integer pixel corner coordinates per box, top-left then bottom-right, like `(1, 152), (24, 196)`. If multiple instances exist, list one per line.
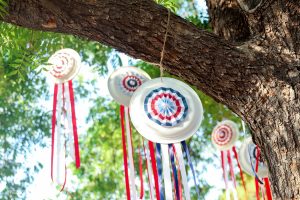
(159, 9), (171, 79)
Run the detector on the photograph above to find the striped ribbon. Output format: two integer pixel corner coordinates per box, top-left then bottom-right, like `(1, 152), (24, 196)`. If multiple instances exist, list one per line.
(169, 144), (180, 200)
(181, 141), (201, 198)
(174, 143), (190, 200)
(155, 143), (165, 200)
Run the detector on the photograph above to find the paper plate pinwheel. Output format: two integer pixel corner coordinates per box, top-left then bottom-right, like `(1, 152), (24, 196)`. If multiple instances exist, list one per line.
(47, 48), (81, 189)
(211, 120), (246, 200)
(108, 66), (151, 200)
(130, 77), (203, 200)
(239, 137), (272, 200)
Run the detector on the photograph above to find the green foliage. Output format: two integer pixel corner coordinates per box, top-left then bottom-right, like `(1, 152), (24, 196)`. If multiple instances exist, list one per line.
(0, 0), (8, 18)
(0, 22), (111, 80)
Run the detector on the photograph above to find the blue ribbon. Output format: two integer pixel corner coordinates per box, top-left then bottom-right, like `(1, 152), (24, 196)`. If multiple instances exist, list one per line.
(181, 141), (201, 198)
(169, 144), (180, 200)
(155, 143), (165, 200)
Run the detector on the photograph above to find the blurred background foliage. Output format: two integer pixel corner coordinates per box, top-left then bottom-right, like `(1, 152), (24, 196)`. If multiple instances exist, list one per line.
(0, 0), (255, 199)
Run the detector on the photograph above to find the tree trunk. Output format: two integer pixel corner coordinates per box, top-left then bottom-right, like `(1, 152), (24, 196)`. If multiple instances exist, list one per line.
(2, 0), (300, 199)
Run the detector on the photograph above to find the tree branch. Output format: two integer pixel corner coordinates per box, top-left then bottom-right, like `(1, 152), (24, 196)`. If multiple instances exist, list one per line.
(2, 0), (270, 114)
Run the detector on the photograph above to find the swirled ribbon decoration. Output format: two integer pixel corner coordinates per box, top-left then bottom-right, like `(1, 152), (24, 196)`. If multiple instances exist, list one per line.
(238, 137), (272, 200)
(130, 77), (203, 200)
(48, 49), (81, 191)
(108, 66), (151, 200)
(212, 120), (239, 151)
(108, 66), (151, 107)
(212, 120), (247, 199)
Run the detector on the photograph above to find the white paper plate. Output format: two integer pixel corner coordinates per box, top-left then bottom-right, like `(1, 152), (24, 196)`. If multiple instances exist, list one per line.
(212, 120), (239, 150)
(108, 66), (151, 106)
(47, 48), (81, 83)
(238, 137), (269, 178)
(130, 77), (203, 143)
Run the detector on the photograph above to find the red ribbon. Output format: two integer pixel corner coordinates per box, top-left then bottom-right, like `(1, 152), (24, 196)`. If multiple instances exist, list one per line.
(255, 147), (261, 200)
(120, 105), (131, 200)
(139, 146), (144, 199)
(68, 80), (80, 168)
(51, 84), (58, 181)
(221, 151), (228, 189)
(232, 146), (247, 193)
(227, 150), (237, 188)
(264, 178), (272, 200)
(148, 141), (161, 200)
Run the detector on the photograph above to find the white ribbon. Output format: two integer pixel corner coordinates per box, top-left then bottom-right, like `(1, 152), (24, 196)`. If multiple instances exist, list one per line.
(161, 144), (173, 200)
(124, 106), (137, 200)
(54, 84), (65, 185)
(64, 83), (75, 161)
(174, 143), (190, 200)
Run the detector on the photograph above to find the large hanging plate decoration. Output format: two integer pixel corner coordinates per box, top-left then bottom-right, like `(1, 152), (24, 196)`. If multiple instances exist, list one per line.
(108, 66), (151, 106)
(212, 120), (239, 151)
(130, 77), (203, 144)
(239, 137), (269, 178)
(47, 48), (81, 83)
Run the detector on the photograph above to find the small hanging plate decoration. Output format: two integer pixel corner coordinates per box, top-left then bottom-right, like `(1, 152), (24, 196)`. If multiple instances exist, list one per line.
(47, 48), (81, 83)
(108, 66), (151, 106)
(211, 120), (239, 151)
(238, 137), (269, 178)
(130, 77), (203, 144)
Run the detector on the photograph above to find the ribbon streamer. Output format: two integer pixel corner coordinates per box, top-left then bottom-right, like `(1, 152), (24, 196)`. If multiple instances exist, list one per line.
(143, 140), (155, 200)
(68, 80), (80, 168)
(181, 141), (201, 198)
(51, 84), (59, 181)
(227, 150), (237, 188)
(124, 106), (137, 199)
(161, 144), (173, 200)
(232, 146), (247, 193)
(174, 143), (190, 200)
(155, 143), (165, 200)
(255, 147), (261, 200)
(264, 178), (272, 200)
(169, 144), (180, 200)
(120, 105), (131, 200)
(149, 141), (161, 200)
(139, 147), (144, 199)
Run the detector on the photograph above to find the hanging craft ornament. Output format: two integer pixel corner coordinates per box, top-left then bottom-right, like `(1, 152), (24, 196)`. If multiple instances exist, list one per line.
(130, 77), (203, 144)
(48, 48), (81, 190)
(108, 66), (151, 200)
(239, 137), (272, 200)
(212, 120), (239, 151)
(108, 66), (151, 106)
(211, 120), (247, 200)
(130, 77), (203, 200)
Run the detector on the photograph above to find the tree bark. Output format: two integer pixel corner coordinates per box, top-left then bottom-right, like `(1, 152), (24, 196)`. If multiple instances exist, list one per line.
(2, 0), (300, 199)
